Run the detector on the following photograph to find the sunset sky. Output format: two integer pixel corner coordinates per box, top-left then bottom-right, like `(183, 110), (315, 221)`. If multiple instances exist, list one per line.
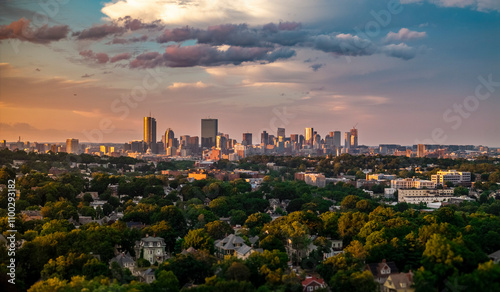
(0, 0), (499, 146)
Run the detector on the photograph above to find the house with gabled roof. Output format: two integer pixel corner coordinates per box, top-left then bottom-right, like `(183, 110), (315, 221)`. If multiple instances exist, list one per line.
(383, 271), (414, 292)
(365, 259), (399, 284)
(214, 234), (262, 259)
(110, 252), (136, 271)
(302, 275), (326, 292)
(134, 235), (168, 264)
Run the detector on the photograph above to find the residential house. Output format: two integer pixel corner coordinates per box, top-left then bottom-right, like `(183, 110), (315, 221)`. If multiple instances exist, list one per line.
(383, 272), (414, 292)
(138, 268), (156, 284)
(135, 235), (169, 264)
(302, 275), (327, 292)
(365, 259), (399, 284)
(488, 250), (500, 264)
(214, 234), (261, 260)
(110, 252), (136, 271)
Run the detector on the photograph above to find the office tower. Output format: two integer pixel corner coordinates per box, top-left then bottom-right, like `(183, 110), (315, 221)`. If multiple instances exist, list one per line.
(290, 134), (299, 144)
(333, 131), (341, 147)
(242, 133), (253, 146)
(66, 138), (79, 154)
(261, 131), (269, 146)
(345, 132), (351, 149)
(350, 128), (358, 148)
(144, 116), (157, 151)
(201, 119), (218, 148)
(417, 144), (425, 158)
(277, 128), (285, 138)
(180, 135), (190, 147)
(305, 128), (314, 145)
(163, 128), (175, 149)
(189, 136), (199, 148)
(217, 135), (227, 150)
(0, 140), (6, 149)
(100, 145), (108, 154)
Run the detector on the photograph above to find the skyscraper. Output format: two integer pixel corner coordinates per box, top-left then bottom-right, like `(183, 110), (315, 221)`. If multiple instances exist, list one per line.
(66, 138), (79, 154)
(417, 144), (425, 158)
(277, 128), (285, 138)
(261, 131), (269, 146)
(333, 131), (341, 148)
(164, 128), (175, 149)
(217, 135), (227, 150)
(345, 132), (351, 149)
(350, 128), (358, 148)
(242, 133), (253, 146)
(201, 119), (218, 148)
(144, 116), (157, 152)
(305, 128), (314, 145)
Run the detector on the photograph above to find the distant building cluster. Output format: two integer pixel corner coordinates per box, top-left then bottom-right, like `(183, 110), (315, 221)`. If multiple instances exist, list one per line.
(2, 116), (499, 161)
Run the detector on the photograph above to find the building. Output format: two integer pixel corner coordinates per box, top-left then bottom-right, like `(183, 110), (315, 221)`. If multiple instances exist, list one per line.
(417, 144), (425, 158)
(216, 134), (227, 150)
(242, 133), (253, 146)
(365, 259), (399, 284)
(390, 178), (436, 189)
(350, 127), (358, 148)
(305, 128), (314, 146)
(345, 132), (351, 149)
(431, 170), (471, 186)
(109, 253), (136, 271)
(144, 116), (157, 153)
(367, 174), (397, 181)
(277, 127), (285, 138)
(201, 119), (218, 148)
(66, 138), (79, 154)
(163, 128), (175, 149)
(261, 131), (269, 146)
(383, 272), (415, 292)
(333, 131), (341, 148)
(398, 188), (454, 204)
(134, 235), (169, 264)
(302, 276), (327, 292)
(214, 234), (259, 259)
(295, 172), (326, 188)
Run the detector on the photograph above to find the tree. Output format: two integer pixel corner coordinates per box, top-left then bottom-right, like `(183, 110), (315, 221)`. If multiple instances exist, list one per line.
(229, 209), (247, 226)
(340, 195), (359, 210)
(182, 229), (214, 253)
(152, 270), (179, 292)
(41, 199), (78, 221)
(225, 262), (251, 282)
(205, 220), (234, 240)
(244, 213), (272, 236)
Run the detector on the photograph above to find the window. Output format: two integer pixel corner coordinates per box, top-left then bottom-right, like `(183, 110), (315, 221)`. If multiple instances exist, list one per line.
(308, 286), (313, 291)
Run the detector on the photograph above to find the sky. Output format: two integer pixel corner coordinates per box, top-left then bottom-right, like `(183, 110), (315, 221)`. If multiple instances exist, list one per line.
(0, 0), (499, 146)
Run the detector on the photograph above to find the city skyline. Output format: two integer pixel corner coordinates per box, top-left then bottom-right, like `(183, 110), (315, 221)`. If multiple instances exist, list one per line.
(1, 1), (499, 146)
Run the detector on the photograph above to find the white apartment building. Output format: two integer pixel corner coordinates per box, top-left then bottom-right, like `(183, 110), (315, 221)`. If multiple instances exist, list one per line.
(391, 178), (436, 189)
(398, 188), (454, 204)
(431, 170), (471, 185)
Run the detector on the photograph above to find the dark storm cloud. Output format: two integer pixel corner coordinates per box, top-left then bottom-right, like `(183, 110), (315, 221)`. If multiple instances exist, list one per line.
(0, 18), (69, 43)
(129, 44), (296, 68)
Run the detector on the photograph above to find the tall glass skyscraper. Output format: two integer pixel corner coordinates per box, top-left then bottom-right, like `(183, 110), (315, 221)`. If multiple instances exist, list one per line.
(201, 119), (218, 148)
(144, 116), (156, 152)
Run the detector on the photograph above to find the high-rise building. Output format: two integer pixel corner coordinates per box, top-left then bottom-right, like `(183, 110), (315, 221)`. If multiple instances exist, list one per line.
(417, 144), (425, 158)
(217, 135), (227, 150)
(188, 136), (199, 148)
(333, 131), (341, 148)
(180, 135), (190, 147)
(345, 132), (351, 149)
(350, 128), (358, 148)
(144, 116), (157, 152)
(164, 128), (175, 149)
(0, 140), (6, 149)
(277, 128), (285, 138)
(242, 133), (253, 146)
(261, 131), (269, 146)
(305, 128), (314, 145)
(201, 119), (218, 148)
(66, 138), (79, 154)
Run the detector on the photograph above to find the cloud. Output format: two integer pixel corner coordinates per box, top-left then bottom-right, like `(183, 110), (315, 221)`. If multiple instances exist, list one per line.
(312, 34), (376, 56)
(75, 23), (125, 40)
(168, 81), (210, 89)
(81, 74), (94, 78)
(110, 34), (148, 44)
(110, 52), (132, 63)
(381, 43), (417, 60)
(129, 44), (295, 68)
(400, 0), (500, 12)
(0, 18), (69, 44)
(386, 28), (427, 42)
(79, 50), (110, 64)
(310, 63), (324, 71)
